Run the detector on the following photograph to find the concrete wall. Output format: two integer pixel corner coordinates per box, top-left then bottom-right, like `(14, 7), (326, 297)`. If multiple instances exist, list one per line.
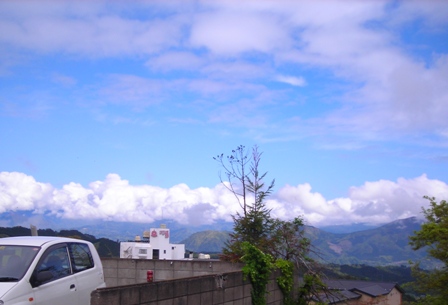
(91, 270), (287, 305)
(101, 258), (244, 287)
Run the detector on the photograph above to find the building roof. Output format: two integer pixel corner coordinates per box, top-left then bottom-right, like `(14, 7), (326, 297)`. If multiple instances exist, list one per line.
(314, 289), (362, 304)
(313, 279), (405, 303)
(324, 279), (403, 297)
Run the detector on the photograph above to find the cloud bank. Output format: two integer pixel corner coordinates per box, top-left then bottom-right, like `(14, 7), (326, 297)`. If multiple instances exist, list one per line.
(1, 171), (447, 227)
(1, 1), (447, 146)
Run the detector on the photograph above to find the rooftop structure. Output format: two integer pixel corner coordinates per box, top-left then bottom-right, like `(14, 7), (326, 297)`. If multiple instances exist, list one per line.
(120, 225), (185, 260)
(312, 279), (404, 305)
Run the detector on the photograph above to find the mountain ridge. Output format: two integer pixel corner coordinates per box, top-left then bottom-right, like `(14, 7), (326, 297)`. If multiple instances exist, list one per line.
(305, 216), (430, 267)
(0, 213), (435, 268)
(1, 211), (423, 238)
(181, 216), (438, 268)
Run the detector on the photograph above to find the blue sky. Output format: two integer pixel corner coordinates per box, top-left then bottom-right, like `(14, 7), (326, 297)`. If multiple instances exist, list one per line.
(1, 0), (447, 228)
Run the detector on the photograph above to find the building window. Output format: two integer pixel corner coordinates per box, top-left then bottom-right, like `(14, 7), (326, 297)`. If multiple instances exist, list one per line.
(139, 249), (147, 254)
(164, 250), (166, 254)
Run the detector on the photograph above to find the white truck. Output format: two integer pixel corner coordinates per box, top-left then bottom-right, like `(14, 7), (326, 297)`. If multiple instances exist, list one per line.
(0, 236), (106, 305)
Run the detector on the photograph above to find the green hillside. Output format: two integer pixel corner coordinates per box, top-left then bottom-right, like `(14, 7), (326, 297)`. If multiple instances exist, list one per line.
(307, 217), (437, 268)
(0, 226), (120, 258)
(181, 230), (230, 252)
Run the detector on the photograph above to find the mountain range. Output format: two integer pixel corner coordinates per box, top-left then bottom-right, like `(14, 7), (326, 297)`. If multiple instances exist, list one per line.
(179, 217), (438, 269)
(0, 213), (437, 268)
(305, 217), (432, 267)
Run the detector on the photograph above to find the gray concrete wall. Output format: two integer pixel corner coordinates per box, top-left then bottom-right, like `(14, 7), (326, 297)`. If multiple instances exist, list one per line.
(101, 258), (244, 287)
(91, 270), (286, 305)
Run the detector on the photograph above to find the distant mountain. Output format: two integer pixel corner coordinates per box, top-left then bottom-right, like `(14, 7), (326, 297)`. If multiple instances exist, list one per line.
(0, 215), (438, 268)
(305, 217), (437, 268)
(172, 217), (438, 269)
(75, 219), (234, 243)
(0, 226), (120, 258)
(181, 230), (231, 253)
(317, 223), (380, 234)
(0, 211), (234, 244)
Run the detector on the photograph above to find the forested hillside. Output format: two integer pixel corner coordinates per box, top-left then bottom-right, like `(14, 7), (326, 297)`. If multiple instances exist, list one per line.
(181, 230), (230, 252)
(0, 226), (120, 258)
(306, 217), (439, 268)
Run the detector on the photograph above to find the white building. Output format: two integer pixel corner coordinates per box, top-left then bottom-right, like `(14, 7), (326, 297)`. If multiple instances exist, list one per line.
(120, 225), (185, 260)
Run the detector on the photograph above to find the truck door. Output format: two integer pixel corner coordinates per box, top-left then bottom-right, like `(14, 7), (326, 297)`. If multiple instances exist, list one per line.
(31, 244), (78, 305)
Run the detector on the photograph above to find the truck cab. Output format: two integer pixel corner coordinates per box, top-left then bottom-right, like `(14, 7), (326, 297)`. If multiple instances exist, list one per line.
(0, 236), (106, 305)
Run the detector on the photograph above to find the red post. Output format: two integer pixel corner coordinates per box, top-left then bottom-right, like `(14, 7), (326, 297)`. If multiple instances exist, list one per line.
(147, 270), (154, 282)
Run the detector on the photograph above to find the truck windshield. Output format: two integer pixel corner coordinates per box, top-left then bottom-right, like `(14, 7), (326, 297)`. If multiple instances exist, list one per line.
(0, 245), (40, 281)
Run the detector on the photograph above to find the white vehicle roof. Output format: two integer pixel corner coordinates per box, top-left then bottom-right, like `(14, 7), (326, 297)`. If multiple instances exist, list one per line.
(0, 236), (91, 247)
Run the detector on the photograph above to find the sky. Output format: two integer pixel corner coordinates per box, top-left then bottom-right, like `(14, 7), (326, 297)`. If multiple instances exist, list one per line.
(1, 0), (448, 229)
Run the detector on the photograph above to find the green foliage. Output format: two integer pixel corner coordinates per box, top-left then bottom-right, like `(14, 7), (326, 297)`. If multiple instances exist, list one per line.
(269, 217), (312, 264)
(411, 294), (448, 305)
(409, 197), (448, 264)
(297, 273), (326, 305)
(241, 242), (274, 305)
(409, 196), (448, 304)
(275, 259), (294, 304)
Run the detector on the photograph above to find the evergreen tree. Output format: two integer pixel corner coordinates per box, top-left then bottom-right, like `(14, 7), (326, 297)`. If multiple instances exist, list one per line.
(409, 196), (448, 305)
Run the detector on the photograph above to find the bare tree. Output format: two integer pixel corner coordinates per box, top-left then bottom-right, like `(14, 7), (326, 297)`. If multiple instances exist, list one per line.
(214, 145), (275, 260)
(214, 145), (250, 216)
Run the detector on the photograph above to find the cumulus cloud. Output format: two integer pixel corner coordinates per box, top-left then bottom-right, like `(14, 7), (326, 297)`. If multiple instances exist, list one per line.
(270, 174), (448, 226)
(0, 172), (53, 213)
(1, 171), (447, 227)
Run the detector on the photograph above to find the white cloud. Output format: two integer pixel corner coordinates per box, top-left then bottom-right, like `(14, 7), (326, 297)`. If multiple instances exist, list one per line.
(201, 61), (269, 80)
(270, 174), (448, 226)
(1, 0), (446, 143)
(0, 5), (185, 57)
(1, 171), (447, 227)
(276, 75), (306, 87)
(0, 172), (241, 225)
(0, 172), (53, 213)
(189, 10), (291, 55)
